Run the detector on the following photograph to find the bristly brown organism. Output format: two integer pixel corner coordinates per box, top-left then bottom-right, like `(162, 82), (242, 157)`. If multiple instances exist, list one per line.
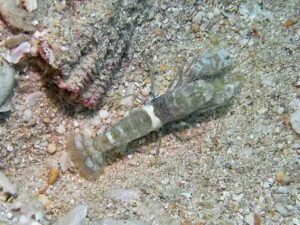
(1, 0), (154, 109)
(36, 0), (153, 109)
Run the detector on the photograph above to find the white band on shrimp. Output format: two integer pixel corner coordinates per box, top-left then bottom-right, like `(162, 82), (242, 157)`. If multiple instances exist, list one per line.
(142, 104), (163, 130)
(105, 131), (116, 145)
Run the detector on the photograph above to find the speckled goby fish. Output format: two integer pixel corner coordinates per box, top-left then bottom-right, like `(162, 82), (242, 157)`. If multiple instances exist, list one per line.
(67, 50), (241, 179)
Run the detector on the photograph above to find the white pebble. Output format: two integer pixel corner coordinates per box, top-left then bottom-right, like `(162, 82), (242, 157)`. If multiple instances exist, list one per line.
(98, 109), (110, 119)
(121, 96), (133, 107)
(244, 213), (255, 225)
(34, 211), (44, 221)
(82, 127), (93, 138)
(213, 7), (221, 16)
(141, 86), (151, 97)
(47, 143), (57, 154)
(275, 203), (290, 217)
(193, 12), (203, 24)
(24, 0), (37, 12)
(31, 222), (42, 225)
(59, 152), (71, 173)
(74, 134), (84, 151)
(91, 116), (101, 126)
(7, 145), (13, 152)
(19, 215), (30, 225)
(207, 12), (214, 19)
(25, 91), (43, 107)
(23, 109), (33, 122)
(6, 212), (13, 219)
(56, 124), (66, 135)
(73, 120), (79, 127)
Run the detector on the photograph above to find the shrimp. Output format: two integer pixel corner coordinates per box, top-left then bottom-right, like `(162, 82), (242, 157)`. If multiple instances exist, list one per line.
(67, 49), (240, 179)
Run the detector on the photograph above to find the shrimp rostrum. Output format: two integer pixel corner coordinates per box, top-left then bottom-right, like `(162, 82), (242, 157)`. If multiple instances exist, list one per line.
(67, 49), (241, 179)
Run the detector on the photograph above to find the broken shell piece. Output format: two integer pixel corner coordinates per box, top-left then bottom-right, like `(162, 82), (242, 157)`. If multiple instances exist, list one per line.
(7, 42), (32, 64)
(24, 0), (38, 13)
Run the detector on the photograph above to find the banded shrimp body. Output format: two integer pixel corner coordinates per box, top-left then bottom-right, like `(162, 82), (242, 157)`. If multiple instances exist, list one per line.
(67, 49), (241, 179)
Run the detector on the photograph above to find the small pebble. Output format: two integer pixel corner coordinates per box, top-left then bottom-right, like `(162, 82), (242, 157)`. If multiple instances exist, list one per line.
(193, 12), (203, 25)
(6, 212), (13, 219)
(43, 117), (51, 124)
(260, 73), (274, 87)
(91, 116), (101, 126)
(121, 96), (133, 107)
(25, 91), (43, 107)
(99, 109), (110, 119)
(27, 118), (36, 126)
(195, 221), (206, 225)
(19, 215), (30, 225)
(47, 167), (59, 185)
(257, 107), (268, 115)
(275, 203), (290, 217)
(7, 145), (13, 152)
(275, 171), (290, 185)
(275, 186), (289, 194)
(31, 222), (42, 225)
(59, 152), (71, 173)
(219, 180), (227, 189)
(292, 140), (300, 149)
(141, 86), (151, 97)
(128, 158), (140, 166)
(12, 158), (20, 165)
(118, 110), (125, 117)
(23, 0), (37, 12)
(23, 109), (33, 122)
(56, 125), (66, 135)
(274, 127), (281, 134)
(284, 18), (296, 29)
(254, 214), (262, 225)
(37, 194), (51, 207)
(47, 143), (57, 154)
